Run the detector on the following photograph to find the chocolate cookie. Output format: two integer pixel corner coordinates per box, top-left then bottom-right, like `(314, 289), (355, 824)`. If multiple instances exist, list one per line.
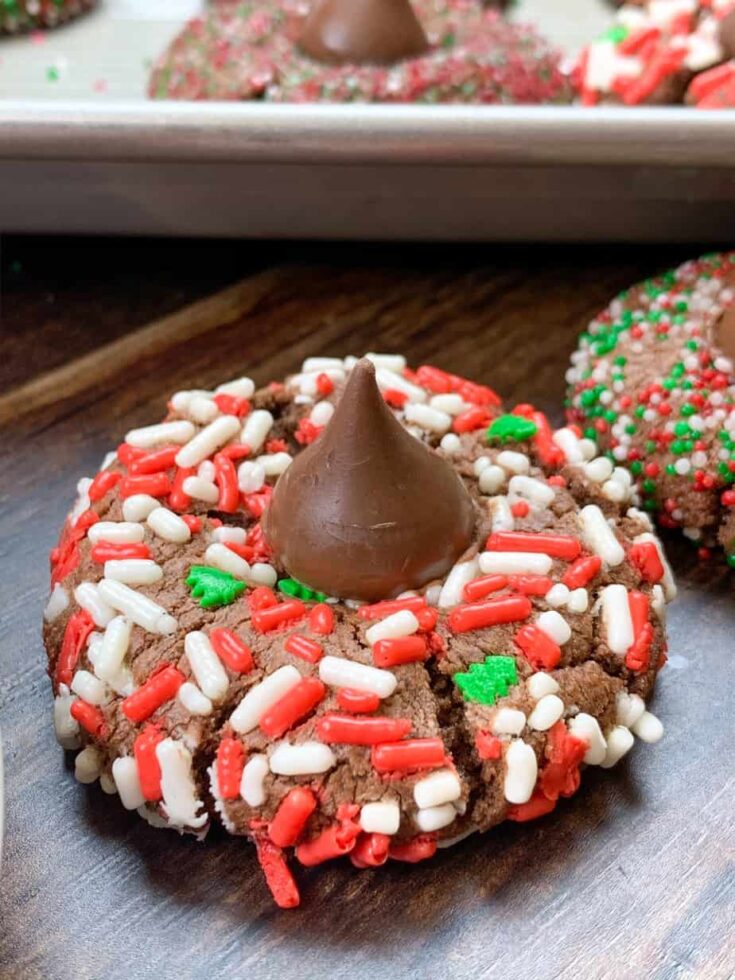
(148, 0), (571, 105)
(567, 251), (735, 561)
(45, 354), (669, 909)
(0, 0), (97, 34)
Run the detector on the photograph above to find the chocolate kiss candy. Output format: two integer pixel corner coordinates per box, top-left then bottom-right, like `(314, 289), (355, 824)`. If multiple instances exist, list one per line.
(296, 0), (430, 66)
(263, 359), (475, 601)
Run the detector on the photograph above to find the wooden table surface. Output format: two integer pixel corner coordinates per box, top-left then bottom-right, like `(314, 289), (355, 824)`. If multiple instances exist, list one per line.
(1, 238), (733, 980)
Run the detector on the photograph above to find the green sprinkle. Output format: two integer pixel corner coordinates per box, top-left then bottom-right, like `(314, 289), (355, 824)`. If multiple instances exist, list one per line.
(630, 461), (643, 476)
(454, 655), (518, 705)
(186, 565), (245, 608)
(487, 414), (538, 444)
(277, 578), (327, 602)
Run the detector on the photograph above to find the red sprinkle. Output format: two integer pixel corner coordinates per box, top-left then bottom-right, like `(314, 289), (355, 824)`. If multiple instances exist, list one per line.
(383, 388), (408, 409)
(316, 372), (335, 396)
(284, 633), (324, 664)
(371, 737), (445, 773)
(88, 469), (121, 501)
(220, 443), (251, 461)
(388, 834), (438, 863)
(210, 628), (254, 673)
(119, 472), (172, 499)
(506, 575), (554, 596)
(317, 714), (412, 745)
(562, 555), (602, 590)
(514, 624), (562, 670)
(414, 607), (438, 632)
(213, 452), (239, 513)
(168, 466), (195, 512)
(128, 446), (178, 476)
(216, 737), (246, 799)
(70, 700), (107, 739)
(117, 442), (146, 467)
(416, 365), (453, 393)
(337, 688), (381, 714)
(259, 677), (325, 738)
(486, 531), (581, 561)
(90, 541), (151, 563)
(213, 393), (251, 417)
(294, 418), (324, 445)
(295, 818), (361, 867)
(180, 514), (202, 534)
(628, 541), (664, 584)
(507, 791), (556, 822)
(475, 731), (503, 760)
(372, 635), (428, 668)
(625, 591), (653, 673)
(253, 834), (300, 909)
(463, 574), (508, 602)
(269, 787), (317, 847)
(133, 725), (164, 801)
(452, 405), (491, 434)
(351, 832), (391, 868)
(121, 664), (185, 723)
(55, 610), (95, 689)
(357, 595), (427, 620)
(308, 603), (334, 635)
(511, 500), (530, 518)
(538, 721), (587, 801)
(248, 585), (277, 611)
(265, 438), (287, 454)
(448, 595), (531, 633)
(251, 599), (306, 633)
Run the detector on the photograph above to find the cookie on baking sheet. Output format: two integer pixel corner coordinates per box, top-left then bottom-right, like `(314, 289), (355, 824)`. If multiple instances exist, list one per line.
(44, 353), (669, 909)
(567, 250), (735, 561)
(0, 0), (97, 34)
(148, 0), (571, 105)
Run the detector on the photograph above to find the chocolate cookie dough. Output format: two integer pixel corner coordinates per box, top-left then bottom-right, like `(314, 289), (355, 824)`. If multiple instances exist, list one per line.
(567, 250), (735, 561)
(45, 353), (669, 909)
(0, 0), (97, 34)
(148, 0), (571, 105)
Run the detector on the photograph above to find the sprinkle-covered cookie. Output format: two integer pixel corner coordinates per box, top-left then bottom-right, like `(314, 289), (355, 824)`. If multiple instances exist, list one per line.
(45, 353), (669, 909)
(0, 0), (97, 34)
(148, 0), (571, 105)
(567, 250), (735, 560)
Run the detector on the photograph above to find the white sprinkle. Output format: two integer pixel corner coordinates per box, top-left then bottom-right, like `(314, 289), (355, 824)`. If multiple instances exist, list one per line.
(182, 476), (220, 504)
(319, 655), (397, 699)
(568, 713), (607, 765)
(302, 356), (344, 373)
(257, 452), (292, 476)
(75, 745), (102, 784)
(536, 610), (571, 646)
(70, 478), (92, 523)
(567, 588), (589, 614)
(413, 769), (461, 809)
(104, 559), (163, 586)
(528, 694), (564, 731)
(74, 582), (116, 628)
(187, 395), (219, 425)
(632, 710), (664, 743)
(205, 542), (250, 581)
(230, 666), (302, 733)
(87, 521), (145, 546)
(237, 460), (266, 494)
(633, 532), (677, 601)
(527, 672), (559, 700)
(602, 479), (627, 503)
(175, 415), (240, 468)
(70, 669), (108, 706)
(365, 610), (419, 646)
(269, 741), (336, 776)
(415, 804), (456, 832)
(545, 584), (570, 608)
(651, 584), (666, 622)
(440, 433), (462, 455)
(438, 557), (480, 609)
(374, 367), (427, 403)
(579, 438), (598, 460)
(147, 507), (191, 544)
(404, 403), (452, 435)
(53, 684), (80, 749)
(496, 451), (530, 475)
(474, 456), (491, 476)
(95, 616), (132, 683)
(360, 800), (401, 835)
(487, 495), (515, 532)
(240, 754), (270, 806)
(508, 475), (555, 508)
(600, 726), (635, 768)
(241, 410), (274, 453)
(112, 757), (146, 810)
(503, 740), (538, 804)
(125, 420), (195, 449)
(430, 393), (467, 415)
(178, 681), (214, 716)
(185, 631), (229, 702)
(212, 526), (247, 545)
(156, 738), (207, 829)
(616, 691), (646, 728)
(491, 707), (526, 736)
(249, 563), (278, 588)
(122, 494), (160, 522)
(478, 465), (507, 495)
(97, 579), (177, 635)
(365, 352), (407, 372)
(579, 505), (625, 566)
(310, 400), (335, 426)
(479, 551), (553, 576)
(44, 583), (69, 622)
(216, 376), (255, 399)
(599, 584), (634, 655)
(553, 427), (584, 464)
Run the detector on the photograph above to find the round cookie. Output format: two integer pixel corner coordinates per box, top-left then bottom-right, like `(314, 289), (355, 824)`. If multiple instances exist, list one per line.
(45, 354), (669, 909)
(567, 251), (735, 560)
(0, 0), (97, 34)
(148, 0), (571, 105)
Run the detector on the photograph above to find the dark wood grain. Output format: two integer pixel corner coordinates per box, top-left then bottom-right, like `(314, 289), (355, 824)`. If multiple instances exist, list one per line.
(1, 239), (733, 980)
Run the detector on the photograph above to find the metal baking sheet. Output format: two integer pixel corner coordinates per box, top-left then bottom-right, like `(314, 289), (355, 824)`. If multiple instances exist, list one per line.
(1, 0), (735, 240)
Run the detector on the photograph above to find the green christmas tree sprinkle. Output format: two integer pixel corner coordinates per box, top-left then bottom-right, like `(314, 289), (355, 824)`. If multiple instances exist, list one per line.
(487, 414), (538, 445)
(186, 565), (246, 608)
(277, 578), (328, 602)
(454, 655), (518, 705)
